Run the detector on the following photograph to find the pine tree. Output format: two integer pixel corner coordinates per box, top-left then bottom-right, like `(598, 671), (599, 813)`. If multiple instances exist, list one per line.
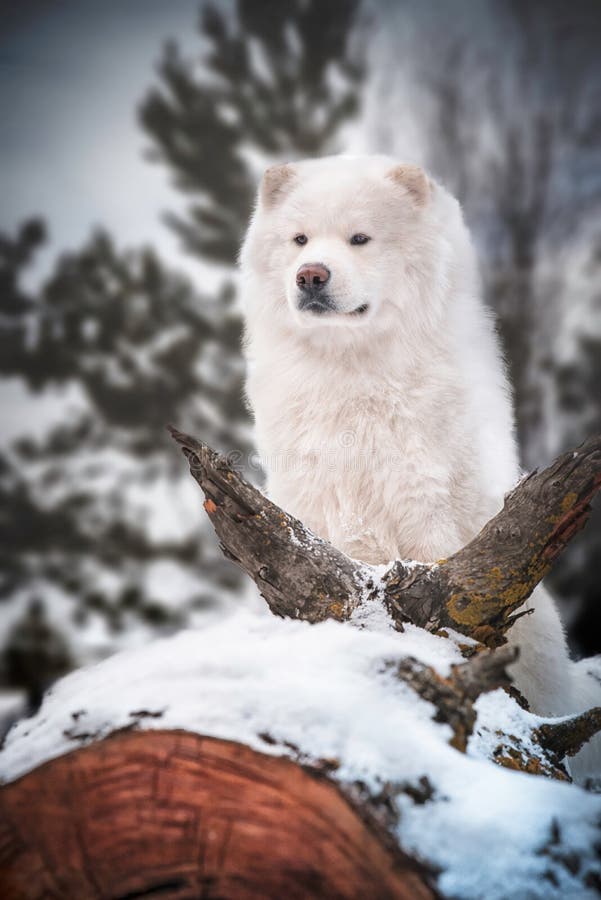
(0, 222), (244, 687)
(140, 0), (363, 263)
(0, 0), (364, 694)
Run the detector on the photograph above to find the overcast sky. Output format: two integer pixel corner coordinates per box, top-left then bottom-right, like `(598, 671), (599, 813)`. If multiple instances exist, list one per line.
(0, 0), (209, 283)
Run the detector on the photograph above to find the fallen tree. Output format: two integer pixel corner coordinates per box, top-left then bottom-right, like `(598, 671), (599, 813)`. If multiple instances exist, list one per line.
(0, 430), (600, 899)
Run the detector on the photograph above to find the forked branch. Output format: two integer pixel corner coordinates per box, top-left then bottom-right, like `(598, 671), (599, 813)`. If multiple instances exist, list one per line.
(169, 426), (601, 648)
(169, 425), (601, 777)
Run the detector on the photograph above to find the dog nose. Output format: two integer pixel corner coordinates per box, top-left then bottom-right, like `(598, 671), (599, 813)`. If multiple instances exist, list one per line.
(296, 263), (330, 289)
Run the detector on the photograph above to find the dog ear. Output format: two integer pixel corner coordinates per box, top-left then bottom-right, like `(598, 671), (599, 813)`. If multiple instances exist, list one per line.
(260, 163), (296, 207)
(386, 164), (431, 207)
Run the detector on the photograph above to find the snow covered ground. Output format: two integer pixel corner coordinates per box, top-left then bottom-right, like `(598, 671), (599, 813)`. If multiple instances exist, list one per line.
(1, 604), (599, 899)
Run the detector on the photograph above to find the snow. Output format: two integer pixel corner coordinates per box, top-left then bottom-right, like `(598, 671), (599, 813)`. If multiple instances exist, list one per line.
(1, 603), (599, 898)
(0, 378), (89, 449)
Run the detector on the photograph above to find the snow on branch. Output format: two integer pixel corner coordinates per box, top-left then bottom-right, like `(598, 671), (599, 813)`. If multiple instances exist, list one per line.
(168, 426), (601, 780)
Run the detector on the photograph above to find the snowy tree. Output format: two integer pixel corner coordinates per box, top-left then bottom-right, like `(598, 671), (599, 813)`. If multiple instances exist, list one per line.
(0, 0), (364, 697)
(0, 221), (244, 703)
(139, 0), (364, 263)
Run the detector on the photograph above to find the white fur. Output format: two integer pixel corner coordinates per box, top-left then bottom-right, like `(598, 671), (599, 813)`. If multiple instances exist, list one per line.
(240, 154), (600, 780)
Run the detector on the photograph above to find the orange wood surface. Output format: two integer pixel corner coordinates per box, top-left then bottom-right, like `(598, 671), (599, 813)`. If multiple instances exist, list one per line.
(0, 729), (436, 899)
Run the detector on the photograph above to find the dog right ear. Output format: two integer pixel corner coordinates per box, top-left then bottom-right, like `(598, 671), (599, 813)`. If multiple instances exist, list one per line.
(260, 163), (296, 207)
(386, 164), (431, 208)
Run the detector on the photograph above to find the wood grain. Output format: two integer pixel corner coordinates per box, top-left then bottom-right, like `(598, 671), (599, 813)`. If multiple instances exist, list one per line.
(0, 730), (437, 900)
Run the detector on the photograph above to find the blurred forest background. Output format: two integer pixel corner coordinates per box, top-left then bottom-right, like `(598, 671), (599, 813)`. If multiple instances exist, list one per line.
(1, 0), (600, 717)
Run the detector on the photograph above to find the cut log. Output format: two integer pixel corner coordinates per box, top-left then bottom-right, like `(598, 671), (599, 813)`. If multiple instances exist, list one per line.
(0, 730), (437, 900)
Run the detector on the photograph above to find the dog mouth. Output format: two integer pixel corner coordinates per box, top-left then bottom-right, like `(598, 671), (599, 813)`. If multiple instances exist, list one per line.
(297, 291), (335, 315)
(297, 297), (370, 318)
(300, 299), (332, 315)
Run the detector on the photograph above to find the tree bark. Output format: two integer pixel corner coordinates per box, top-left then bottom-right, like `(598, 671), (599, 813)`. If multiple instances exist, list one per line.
(168, 427), (601, 648)
(0, 730), (438, 900)
(164, 426), (601, 776)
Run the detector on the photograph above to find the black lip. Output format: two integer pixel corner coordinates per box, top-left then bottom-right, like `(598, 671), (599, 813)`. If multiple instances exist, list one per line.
(297, 292), (335, 314)
(303, 302), (330, 315)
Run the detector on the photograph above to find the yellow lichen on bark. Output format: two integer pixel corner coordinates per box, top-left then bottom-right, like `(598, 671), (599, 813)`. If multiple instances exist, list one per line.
(327, 600), (348, 620)
(560, 491), (578, 512)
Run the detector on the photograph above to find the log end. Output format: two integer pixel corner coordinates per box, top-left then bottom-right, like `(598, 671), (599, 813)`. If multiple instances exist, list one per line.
(0, 729), (436, 900)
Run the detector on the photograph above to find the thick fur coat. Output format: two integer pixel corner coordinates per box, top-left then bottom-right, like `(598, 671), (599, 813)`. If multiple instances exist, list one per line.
(240, 155), (600, 779)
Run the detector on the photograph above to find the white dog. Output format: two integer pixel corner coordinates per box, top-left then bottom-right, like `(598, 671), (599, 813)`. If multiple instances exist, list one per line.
(240, 155), (600, 779)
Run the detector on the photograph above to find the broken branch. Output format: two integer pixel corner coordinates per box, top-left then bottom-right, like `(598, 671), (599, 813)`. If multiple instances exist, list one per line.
(395, 646), (519, 753)
(169, 426), (601, 648)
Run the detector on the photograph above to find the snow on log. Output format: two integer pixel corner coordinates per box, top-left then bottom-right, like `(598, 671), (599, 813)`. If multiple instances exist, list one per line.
(168, 426), (601, 648)
(1, 431), (601, 899)
(1, 612), (601, 898)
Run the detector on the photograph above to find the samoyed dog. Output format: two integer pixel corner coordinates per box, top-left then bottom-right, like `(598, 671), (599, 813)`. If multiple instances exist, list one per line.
(240, 154), (600, 779)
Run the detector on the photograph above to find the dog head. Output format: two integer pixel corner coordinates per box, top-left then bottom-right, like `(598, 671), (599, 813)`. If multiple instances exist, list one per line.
(240, 155), (469, 346)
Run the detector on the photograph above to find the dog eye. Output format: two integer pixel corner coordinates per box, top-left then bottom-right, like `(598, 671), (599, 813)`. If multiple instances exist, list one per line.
(350, 233), (370, 245)
(294, 234), (308, 246)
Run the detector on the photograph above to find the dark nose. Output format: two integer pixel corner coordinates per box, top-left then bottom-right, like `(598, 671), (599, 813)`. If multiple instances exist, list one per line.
(296, 263), (330, 290)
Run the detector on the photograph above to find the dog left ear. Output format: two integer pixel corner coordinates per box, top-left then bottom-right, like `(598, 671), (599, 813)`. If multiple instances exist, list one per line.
(386, 164), (431, 207)
(260, 163), (296, 208)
